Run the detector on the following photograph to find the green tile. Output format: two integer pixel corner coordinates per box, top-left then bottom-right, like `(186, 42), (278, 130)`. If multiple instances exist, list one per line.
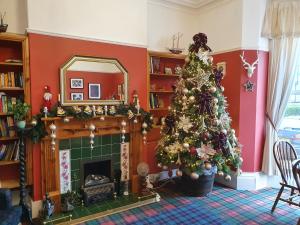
(102, 145), (111, 155)
(71, 159), (80, 170)
(59, 139), (70, 150)
(71, 148), (81, 159)
(125, 133), (130, 142)
(113, 162), (120, 170)
(102, 135), (111, 145)
(112, 153), (120, 164)
(102, 155), (111, 160)
(95, 136), (102, 146)
(92, 156), (101, 161)
(112, 144), (120, 154)
(82, 137), (90, 147)
(71, 138), (81, 148)
(71, 170), (80, 181)
(92, 146), (101, 157)
(82, 147), (91, 158)
(112, 134), (120, 144)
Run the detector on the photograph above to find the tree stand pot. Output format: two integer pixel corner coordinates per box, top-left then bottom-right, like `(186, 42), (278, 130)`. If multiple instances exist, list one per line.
(179, 172), (215, 197)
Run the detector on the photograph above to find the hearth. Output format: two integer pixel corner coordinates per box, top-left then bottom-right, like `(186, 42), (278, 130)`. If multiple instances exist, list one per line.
(80, 159), (114, 206)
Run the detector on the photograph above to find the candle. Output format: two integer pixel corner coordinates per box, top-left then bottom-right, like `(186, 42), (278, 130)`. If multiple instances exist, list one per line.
(58, 94), (61, 102)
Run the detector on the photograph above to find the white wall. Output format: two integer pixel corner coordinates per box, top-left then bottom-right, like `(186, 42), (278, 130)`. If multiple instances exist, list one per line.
(147, 2), (197, 52)
(242, 0), (268, 51)
(26, 0), (147, 47)
(195, 0), (243, 53)
(0, 0), (27, 34)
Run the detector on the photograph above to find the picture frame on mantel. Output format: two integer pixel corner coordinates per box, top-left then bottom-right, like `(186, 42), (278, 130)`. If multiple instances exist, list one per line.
(70, 78), (84, 89)
(71, 92), (84, 101)
(89, 83), (101, 99)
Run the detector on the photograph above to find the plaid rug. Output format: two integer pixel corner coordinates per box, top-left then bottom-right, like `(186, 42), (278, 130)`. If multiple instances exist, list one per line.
(80, 185), (300, 225)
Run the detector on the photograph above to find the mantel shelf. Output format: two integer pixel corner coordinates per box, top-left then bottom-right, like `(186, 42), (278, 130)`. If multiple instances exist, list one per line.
(150, 73), (180, 78)
(63, 126), (121, 134)
(41, 115), (131, 122)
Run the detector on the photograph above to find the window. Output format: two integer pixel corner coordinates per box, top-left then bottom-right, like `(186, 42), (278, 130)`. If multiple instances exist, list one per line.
(279, 66), (300, 156)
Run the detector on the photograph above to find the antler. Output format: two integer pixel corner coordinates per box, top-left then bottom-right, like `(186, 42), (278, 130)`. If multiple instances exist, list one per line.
(240, 51), (250, 69)
(251, 51), (259, 67)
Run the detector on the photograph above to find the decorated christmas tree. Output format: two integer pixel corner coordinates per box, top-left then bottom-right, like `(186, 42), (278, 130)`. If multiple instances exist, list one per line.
(156, 33), (242, 182)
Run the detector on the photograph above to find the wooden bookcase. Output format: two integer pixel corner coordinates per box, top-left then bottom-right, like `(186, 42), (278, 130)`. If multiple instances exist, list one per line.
(146, 51), (185, 171)
(0, 33), (32, 189)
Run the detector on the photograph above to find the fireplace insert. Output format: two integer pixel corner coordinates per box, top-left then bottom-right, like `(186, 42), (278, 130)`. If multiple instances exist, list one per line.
(80, 159), (114, 205)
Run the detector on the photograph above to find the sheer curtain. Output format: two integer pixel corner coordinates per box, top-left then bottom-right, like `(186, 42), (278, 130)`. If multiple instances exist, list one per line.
(262, 0), (300, 175)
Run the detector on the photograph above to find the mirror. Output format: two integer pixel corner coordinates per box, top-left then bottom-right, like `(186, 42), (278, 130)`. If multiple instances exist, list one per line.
(60, 56), (128, 106)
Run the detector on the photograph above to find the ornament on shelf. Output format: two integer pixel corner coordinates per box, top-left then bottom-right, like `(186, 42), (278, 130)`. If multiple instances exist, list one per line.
(104, 105), (108, 116)
(133, 91), (141, 114)
(100, 115), (105, 121)
(95, 106), (104, 115)
(84, 105), (92, 115)
(43, 85), (52, 112)
(109, 105), (116, 115)
(72, 105), (82, 114)
(89, 124), (96, 149)
(168, 32), (184, 54)
(133, 117), (138, 123)
(92, 105), (96, 117)
(243, 80), (255, 92)
(0, 12), (8, 33)
(57, 106), (66, 117)
(121, 120), (127, 143)
(49, 123), (56, 151)
(127, 110), (134, 119)
(43, 107), (48, 118)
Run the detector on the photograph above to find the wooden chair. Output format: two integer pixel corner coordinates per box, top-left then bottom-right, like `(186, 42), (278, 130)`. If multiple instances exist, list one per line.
(272, 140), (299, 213)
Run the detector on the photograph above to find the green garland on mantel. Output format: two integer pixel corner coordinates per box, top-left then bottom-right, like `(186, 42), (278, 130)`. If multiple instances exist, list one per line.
(30, 103), (153, 143)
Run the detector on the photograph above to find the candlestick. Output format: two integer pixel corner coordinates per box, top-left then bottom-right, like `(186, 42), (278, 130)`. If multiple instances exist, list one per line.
(58, 94), (61, 102)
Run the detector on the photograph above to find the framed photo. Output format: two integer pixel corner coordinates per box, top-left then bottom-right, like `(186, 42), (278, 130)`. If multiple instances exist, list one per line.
(164, 67), (172, 75)
(71, 92), (84, 101)
(216, 62), (226, 76)
(89, 84), (101, 99)
(70, 78), (83, 89)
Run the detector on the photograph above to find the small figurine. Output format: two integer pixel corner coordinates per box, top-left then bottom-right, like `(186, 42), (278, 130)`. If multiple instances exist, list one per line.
(43, 107), (48, 118)
(92, 105), (96, 117)
(57, 106), (66, 117)
(127, 110), (134, 119)
(104, 105), (108, 115)
(109, 106), (116, 115)
(84, 105), (92, 115)
(43, 193), (55, 219)
(96, 106), (104, 115)
(72, 105), (82, 114)
(43, 85), (52, 112)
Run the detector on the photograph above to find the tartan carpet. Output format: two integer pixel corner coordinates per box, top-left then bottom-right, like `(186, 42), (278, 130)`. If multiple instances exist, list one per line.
(81, 185), (300, 225)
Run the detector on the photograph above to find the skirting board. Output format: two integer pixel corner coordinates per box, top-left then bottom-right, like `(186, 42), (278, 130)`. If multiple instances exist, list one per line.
(151, 170), (281, 191)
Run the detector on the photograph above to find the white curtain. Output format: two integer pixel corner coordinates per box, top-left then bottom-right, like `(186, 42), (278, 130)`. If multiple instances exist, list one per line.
(262, 0), (300, 175)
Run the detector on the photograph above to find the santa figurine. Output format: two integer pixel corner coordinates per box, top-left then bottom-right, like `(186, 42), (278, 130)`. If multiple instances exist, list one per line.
(43, 85), (52, 111)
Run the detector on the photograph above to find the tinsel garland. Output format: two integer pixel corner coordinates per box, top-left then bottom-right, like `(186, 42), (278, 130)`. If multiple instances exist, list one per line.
(30, 103), (153, 143)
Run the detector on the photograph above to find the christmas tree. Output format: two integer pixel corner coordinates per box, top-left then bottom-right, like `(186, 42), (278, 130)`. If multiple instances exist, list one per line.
(156, 33), (242, 181)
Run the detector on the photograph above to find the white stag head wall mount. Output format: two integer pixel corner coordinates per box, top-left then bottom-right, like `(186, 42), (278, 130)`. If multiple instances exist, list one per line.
(240, 51), (259, 78)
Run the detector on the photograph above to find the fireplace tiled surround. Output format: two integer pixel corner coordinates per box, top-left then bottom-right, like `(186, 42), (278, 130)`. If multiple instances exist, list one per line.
(59, 133), (130, 193)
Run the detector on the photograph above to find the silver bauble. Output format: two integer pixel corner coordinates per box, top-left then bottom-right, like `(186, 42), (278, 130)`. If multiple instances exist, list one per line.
(231, 129), (236, 134)
(189, 96), (195, 102)
(49, 123), (56, 131)
(185, 57), (190, 63)
(176, 170), (183, 177)
(221, 86), (225, 92)
(63, 117), (70, 123)
(183, 88), (189, 95)
(225, 174), (232, 181)
(89, 133), (95, 138)
(50, 133), (56, 139)
(90, 140), (94, 144)
(182, 96), (187, 101)
(100, 116), (105, 121)
(204, 162), (212, 170)
(221, 129), (227, 135)
(121, 120), (127, 127)
(190, 172), (199, 180)
(217, 171), (224, 176)
(157, 163), (162, 168)
(134, 118), (138, 123)
(89, 124), (96, 131)
(210, 87), (217, 93)
(183, 143), (189, 148)
(142, 130), (147, 135)
(142, 122), (148, 129)
(213, 98), (218, 104)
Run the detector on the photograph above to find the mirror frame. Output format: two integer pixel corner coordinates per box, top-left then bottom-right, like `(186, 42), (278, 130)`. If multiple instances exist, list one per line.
(60, 55), (128, 106)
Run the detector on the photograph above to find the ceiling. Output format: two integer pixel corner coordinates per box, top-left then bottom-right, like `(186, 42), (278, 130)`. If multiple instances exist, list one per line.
(161, 0), (216, 8)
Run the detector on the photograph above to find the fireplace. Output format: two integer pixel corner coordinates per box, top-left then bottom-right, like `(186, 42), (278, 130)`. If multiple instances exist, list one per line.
(80, 159), (112, 188)
(80, 159), (114, 205)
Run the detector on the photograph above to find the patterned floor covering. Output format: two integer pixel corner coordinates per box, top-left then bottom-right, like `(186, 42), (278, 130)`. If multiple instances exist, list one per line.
(80, 185), (300, 225)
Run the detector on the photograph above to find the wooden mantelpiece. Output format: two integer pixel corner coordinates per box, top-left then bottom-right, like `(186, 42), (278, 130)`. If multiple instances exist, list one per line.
(40, 115), (143, 212)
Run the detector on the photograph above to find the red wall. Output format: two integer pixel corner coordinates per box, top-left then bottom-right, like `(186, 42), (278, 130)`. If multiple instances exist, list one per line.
(28, 33), (147, 200)
(66, 71), (124, 100)
(213, 50), (268, 173)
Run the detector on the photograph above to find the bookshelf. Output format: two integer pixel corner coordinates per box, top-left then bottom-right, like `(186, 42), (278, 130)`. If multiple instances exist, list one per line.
(147, 50), (185, 172)
(0, 33), (31, 189)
